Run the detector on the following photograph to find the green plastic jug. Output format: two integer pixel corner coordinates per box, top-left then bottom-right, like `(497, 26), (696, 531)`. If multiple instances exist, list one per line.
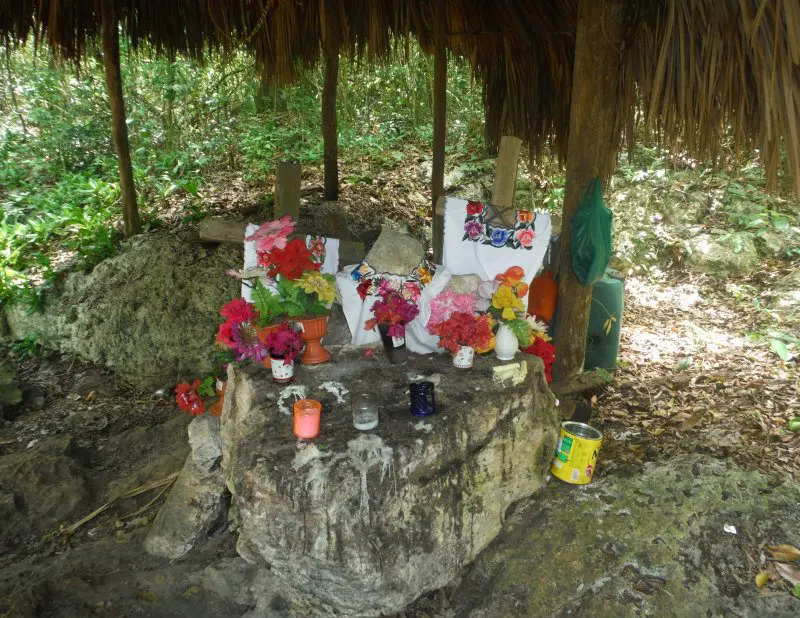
(584, 270), (624, 371)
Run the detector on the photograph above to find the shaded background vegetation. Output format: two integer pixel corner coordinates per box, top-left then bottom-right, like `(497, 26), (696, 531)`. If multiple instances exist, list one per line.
(1, 41), (797, 307)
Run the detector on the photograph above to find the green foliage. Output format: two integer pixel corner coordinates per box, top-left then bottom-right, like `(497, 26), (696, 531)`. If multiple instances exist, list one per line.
(10, 333), (43, 359)
(506, 318), (532, 347)
(0, 41), (485, 304)
(252, 279), (285, 325)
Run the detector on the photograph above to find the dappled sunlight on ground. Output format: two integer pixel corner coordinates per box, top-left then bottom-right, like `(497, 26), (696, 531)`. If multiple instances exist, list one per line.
(595, 271), (800, 481)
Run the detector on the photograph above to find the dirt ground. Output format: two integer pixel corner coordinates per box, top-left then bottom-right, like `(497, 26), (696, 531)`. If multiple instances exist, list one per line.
(0, 163), (798, 616)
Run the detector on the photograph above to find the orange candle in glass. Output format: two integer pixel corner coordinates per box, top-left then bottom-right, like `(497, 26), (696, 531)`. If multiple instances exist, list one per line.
(293, 399), (322, 439)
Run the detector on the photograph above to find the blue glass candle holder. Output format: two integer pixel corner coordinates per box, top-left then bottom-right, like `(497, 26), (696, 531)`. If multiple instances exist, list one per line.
(409, 381), (436, 417)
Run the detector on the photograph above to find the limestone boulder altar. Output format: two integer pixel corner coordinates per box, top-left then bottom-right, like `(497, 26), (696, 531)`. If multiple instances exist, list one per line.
(221, 349), (559, 616)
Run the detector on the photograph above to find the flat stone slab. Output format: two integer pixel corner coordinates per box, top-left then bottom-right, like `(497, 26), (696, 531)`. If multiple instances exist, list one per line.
(221, 347), (559, 616)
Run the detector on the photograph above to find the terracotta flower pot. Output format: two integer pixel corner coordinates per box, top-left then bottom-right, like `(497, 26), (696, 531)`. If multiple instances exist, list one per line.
(298, 315), (332, 365)
(257, 322), (283, 368)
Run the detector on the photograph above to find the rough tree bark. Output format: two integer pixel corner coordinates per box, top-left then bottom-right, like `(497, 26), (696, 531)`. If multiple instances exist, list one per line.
(101, 0), (140, 238)
(321, 0), (340, 201)
(492, 135), (522, 222)
(431, 0), (447, 262)
(552, 0), (624, 380)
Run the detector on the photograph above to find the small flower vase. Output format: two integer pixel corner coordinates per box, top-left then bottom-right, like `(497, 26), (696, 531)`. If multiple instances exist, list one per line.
(453, 345), (475, 369)
(298, 315), (332, 365)
(495, 323), (519, 361)
(270, 356), (294, 383)
(378, 324), (408, 365)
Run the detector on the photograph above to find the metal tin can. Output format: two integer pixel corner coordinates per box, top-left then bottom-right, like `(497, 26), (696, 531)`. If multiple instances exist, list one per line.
(550, 421), (602, 484)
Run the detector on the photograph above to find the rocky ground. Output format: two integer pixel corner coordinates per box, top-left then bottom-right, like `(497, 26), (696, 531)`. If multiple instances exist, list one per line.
(0, 159), (798, 616)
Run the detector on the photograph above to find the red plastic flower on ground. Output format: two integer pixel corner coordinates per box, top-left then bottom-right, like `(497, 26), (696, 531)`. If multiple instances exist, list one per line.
(220, 298), (256, 323)
(466, 201), (485, 216)
(523, 336), (555, 382)
(176, 380), (204, 415)
(262, 238), (320, 280)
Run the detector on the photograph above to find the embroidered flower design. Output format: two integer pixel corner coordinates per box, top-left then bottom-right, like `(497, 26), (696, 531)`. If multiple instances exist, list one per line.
(307, 236), (326, 262)
(488, 227), (512, 248)
(357, 278), (375, 300)
(515, 210), (534, 224)
(466, 201), (485, 216)
(464, 220), (486, 240)
(515, 228), (536, 248)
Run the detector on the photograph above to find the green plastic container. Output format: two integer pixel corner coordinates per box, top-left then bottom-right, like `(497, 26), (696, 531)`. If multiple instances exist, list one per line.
(584, 270), (624, 371)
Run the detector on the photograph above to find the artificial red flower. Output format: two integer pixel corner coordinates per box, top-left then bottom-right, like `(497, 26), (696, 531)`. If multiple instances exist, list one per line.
(220, 298), (256, 323)
(364, 288), (419, 338)
(466, 201), (485, 216)
(524, 337), (555, 382)
(216, 320), (235, 348)
(175, 380), (205, 415)
(357, 278), (374, 300)
(261, 238), (320, 280)
(428, 311), (493, 354)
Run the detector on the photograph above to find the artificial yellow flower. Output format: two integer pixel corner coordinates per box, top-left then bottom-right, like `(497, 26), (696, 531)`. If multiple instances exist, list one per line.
(492, 285), (523, 320)
(417, 267), (433, 284)
(297, 271), (336, 304)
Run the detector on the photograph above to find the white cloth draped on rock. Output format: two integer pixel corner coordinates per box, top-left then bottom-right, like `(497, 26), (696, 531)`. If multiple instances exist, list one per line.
(335, 265), (452, 354)
(241, 223), (340, 301)
(442, 197), (551, 285)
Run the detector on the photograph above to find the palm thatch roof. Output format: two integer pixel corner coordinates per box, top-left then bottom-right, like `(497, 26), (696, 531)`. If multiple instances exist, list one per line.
(1, 0), (798, 192)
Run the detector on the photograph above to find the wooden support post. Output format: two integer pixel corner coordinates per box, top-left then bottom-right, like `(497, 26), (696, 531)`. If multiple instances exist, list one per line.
(274, 161), (302, 220)
(431, 0), (447, 263)
(101, 0), (139, 238)
(321, 1), (340, 201)
(552, 0), (624, 381)
(492, 135), (522, 226)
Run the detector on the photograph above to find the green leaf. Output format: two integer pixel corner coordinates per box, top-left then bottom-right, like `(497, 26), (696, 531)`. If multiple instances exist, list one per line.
(789, 418), (800, 432)
(252, 280), (284, 324)
(792, 584), (800, 599)
(197, 376), (215, 397)
(770, 338), (790, 361)
(507, 318), (532, 347)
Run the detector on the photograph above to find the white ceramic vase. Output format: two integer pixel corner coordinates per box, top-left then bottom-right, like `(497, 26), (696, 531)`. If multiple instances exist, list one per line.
(453, 345), (475, 369)
(270, 357), (295, 383)
(494, 324), (519, 361)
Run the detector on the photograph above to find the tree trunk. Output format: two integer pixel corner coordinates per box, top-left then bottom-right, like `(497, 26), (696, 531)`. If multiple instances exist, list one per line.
(274, 161), (302, 221)
(321, 0), (340, 201)
(552, 0), (624, 380)
(165, 49), (177, 150)
(492, 135), (522, 225)
(101, 0), (139, 238)
(431, 0), (447, 262)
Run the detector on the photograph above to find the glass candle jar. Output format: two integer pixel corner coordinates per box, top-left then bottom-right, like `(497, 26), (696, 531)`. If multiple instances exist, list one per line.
(409, 381), (436, 417)
(352, 392), (379, 431)
(293, 399), (321, 439)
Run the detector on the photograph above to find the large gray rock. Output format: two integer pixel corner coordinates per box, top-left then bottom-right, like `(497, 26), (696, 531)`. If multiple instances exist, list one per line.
(4, 231), (241, 389)
(221, 350), (559, 617)
(684, 233), (759, 277)
(144, 416), (228, 560)
(365, 227), (425, 274)
(451, 456), (800, 618)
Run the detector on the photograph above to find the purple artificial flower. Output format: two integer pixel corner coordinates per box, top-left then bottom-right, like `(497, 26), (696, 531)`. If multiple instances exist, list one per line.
(464, 220), (486, 240)
(230, 321), (267, 362)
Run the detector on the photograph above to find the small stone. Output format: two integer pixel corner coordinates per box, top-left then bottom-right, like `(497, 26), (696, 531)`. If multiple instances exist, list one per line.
(443, 274), (482, 295)
(188, 415), (222, 470)
(143, 454), (227, 560)
(365, 227), (425, 275)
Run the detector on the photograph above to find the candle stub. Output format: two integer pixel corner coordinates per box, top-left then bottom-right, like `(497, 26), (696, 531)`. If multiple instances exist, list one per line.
(293, 399), (321, 439)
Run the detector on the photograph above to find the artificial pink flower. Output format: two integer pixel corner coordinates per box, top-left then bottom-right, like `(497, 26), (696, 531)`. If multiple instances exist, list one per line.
(245, 215), (295, 253)
(515, 228), (536, 248)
